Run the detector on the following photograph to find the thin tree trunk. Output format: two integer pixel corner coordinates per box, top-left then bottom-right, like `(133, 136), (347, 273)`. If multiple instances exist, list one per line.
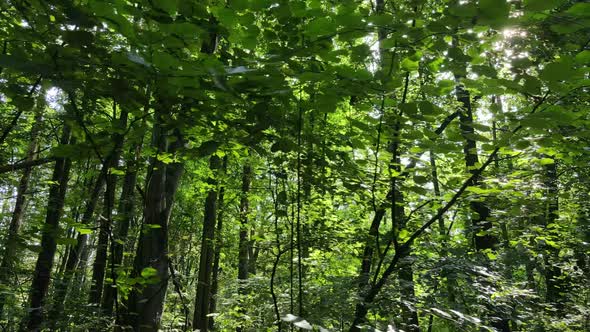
(355, 0), (389, 312)
(88, 109), (128, 306)
(102, 141), (143, 316)
(49, 167), (106, 319)
(455, 84), (495, 250)
(209, 156), (227, 330)
(396, 189), (420, 332)
(22, 120), (75, 331)
(193, 155), (221, 332)
(543, 159), (565, 310)
(0, 96), (43, 317)
(237, 164), (252, 331)
(50, 106), (128, 321)
(88, 162), (117, 306)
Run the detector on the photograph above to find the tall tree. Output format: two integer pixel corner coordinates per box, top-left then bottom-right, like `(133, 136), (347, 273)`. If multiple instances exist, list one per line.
(193, 155), (222, 332)
(0, 93), (44, 317)
(22, 114), (75, 331)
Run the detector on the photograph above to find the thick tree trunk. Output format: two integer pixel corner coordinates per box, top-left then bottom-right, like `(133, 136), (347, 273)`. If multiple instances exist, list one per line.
(122, 107), (184, 331)
(0, 98), (43, 317)
(22, 121), (74, 331)
(193, 155), (221, 332)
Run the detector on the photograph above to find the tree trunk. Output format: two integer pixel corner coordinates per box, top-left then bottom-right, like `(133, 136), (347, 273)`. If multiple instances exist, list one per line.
(102, 142), (143, 316)
(543, 159), (566, 310)
(50, 167), (106, 319)
(395, 188), (420, 332)
(455, 84), (495, 251)
(0, 96), (43, 317)
(122, 106), (184, 331)
(237, 164), (252, 331)
(88, 162), (117, 306)
(354, 0), (389, 317)
(50, 106), (128, 319)
(193, 155), (221, 332)
(22, 121), (75, 331)
(209, 156), (227, 330)
(88, 109), (128, 307)
(454, 81), (508, 331)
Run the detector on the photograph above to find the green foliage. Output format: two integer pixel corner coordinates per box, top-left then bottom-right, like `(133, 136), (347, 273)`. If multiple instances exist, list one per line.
(0, 0), (589, 331)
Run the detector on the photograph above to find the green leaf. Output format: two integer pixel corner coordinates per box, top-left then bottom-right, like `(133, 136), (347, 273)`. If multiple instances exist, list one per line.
(76, 228), (93, 235)
(305, 17), (337, 38)
(575, 50), (590, 64)
(523, 76), (542, 95)
(524, 0), (563, 11)
(154, 0), (177, 16)
(152, 52), (179, 70)
(398, 229), (410, 241)
(110, 168), (125, 175)
(485, 251), (497, 260)
(566, 3), (590, 16)
(419, 101), (436, 115)
(550, 23), (584, 34)
(479, 0), (509, 23)
(539, 158), (555, 165)
(271, 139), (297, 153)
(472, 65), (497, 78)
(449, 3), (478, 17)
(400, 102), (418, 115)
(141, 267), (158, 278)
(401, 57), (419, 71)
(539, 61), (572, 82)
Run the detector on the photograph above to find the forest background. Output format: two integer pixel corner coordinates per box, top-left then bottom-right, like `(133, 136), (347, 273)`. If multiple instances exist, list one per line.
(0, 0), (589, 331)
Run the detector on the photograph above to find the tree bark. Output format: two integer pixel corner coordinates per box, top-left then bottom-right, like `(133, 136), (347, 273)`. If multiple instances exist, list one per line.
(543, 159), (566, 310)
(455, 80), (508, 331)
(22, 120), (75, 331)
(122, 106), (184, 331)
(102, 141), (143, 316)
(50, 106), (129, 321)
(237, 164), (252, 331)
(193, 155), (221, 332)
(455, 84), (495, 251)
(209, 156), (227, 330)
(395, 189), (420, 332)
(49, 166), (106, 320)
(88, 109), (128, 306)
